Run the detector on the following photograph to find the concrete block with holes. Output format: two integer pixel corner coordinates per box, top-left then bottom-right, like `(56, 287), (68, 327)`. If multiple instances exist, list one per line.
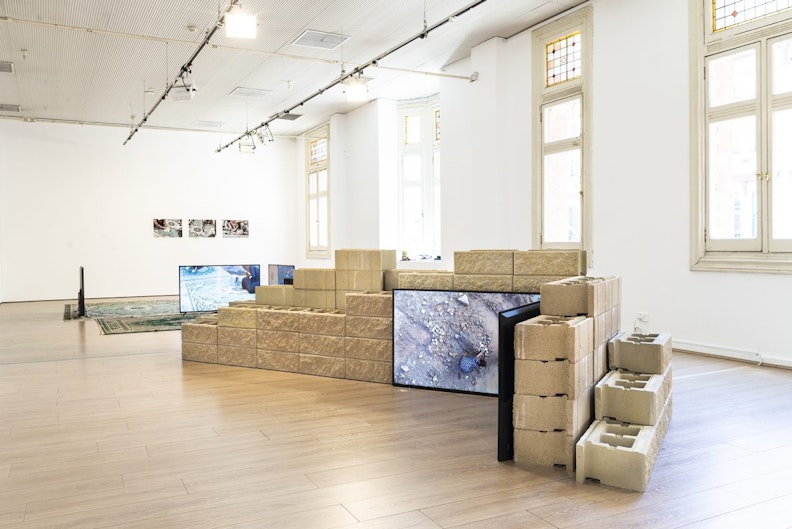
(514, 354), (594, 399)
(609, 332), (672, 375)
(595, 367), (672, 425)
(513, 387), (593, 437)
(514, 429), (578, 470)
(540, 276), (619, 317)
(453, 250), (515, 275)
(512, 249), (587, 276)
(576, 396), (672, 492)
(514, 315), (593, 363)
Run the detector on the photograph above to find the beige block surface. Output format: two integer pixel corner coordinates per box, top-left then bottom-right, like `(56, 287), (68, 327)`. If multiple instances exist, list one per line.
(383, 269), (400, 291)
(514, 354), (594, 398)
(257, 308), (303, 331)
(345, 359), (392, 383)
(512, 275), (569, 294)
(345, 315), (393, 340)
(256, 329), (300, 353)
(513, 429), (577, 469)
(368, 249), (397, 271)
(335, 249), (349, 271)
(595, 367), (672, 425)
(257, 349), (299, 372)
(182, 323), (217, 345)
(294, 268), (336, 290)
(217, 327), (257, 348)
(302, 289), (335, 310)
(513, 250), (587, 276)
(335, 290), (348, 311)
(299, 354), (346, 378)
(453, 250), (514, 275)
(291, 288), (306, 308)
(594, 343), (609, 382)
(514, 315), (593, 363)
(398, 272), (455, 291)
(182, 342), (218, 363)
(345, 292), (393, 318)
(576, 396), (672, 492)
(299, 310), (346, 336)
(255, 285), (291, 306)
(345, 337), (393, 362)
(452, 274), (513, 292)
(335, 271), (350, 290)
(350, 270), (374, 291)
(513, 388), (593, 438)
(218, 345), (256, 368)
(217, 306), (257, 328)
(609, 332), (672, 375)
(299, 333), (346, 357)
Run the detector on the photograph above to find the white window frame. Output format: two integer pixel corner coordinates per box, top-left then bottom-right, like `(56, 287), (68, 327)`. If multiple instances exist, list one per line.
(532, 6), (593, 263)
(305, 124), (330, 259)
(397, 95), (441, 261)
(691, 0), (792, 272)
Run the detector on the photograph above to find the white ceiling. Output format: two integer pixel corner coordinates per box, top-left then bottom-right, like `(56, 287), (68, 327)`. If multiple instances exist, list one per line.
(0, 0), (584, 144)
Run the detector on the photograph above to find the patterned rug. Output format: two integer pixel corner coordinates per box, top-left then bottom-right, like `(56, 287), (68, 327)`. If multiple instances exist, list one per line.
(64, 298), (209, 335)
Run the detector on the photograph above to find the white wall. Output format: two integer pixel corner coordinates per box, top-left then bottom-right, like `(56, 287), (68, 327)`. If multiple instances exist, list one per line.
(0, 120), (298, 301)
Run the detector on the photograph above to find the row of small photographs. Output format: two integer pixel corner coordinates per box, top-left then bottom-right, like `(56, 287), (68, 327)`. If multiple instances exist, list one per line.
(153, 219), (249, 238)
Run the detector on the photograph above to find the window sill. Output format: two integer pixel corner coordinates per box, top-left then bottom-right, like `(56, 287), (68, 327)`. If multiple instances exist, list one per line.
(691, 252), (792, 274)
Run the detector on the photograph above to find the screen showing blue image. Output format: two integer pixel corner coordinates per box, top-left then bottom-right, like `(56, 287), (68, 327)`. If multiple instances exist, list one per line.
(179, 265), (260, 313)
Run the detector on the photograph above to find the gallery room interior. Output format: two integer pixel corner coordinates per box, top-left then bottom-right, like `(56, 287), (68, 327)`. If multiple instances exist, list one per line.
(1, 0), (792, 527)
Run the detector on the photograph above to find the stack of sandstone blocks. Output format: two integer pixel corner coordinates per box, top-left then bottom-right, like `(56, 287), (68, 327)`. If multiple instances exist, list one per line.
(512, 276), (622, 469)
(183, 248), (590, 385)
(576, 331), (673, 491)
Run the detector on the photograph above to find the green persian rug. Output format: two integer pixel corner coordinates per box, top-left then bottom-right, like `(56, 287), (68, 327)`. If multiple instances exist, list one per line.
(64, 298), (210, 335)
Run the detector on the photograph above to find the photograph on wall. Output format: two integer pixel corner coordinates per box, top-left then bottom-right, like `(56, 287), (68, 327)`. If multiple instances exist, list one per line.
(153, 218), (182, 238)
(188, 219), (217, 238)
(222, 219), (249, 238)
(393, 290), (540, 395)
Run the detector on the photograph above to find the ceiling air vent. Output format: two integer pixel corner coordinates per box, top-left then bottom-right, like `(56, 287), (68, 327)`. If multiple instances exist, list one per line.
(229, 87), (271, 99)
(0, 103), (21, 112)
(291, 30), (350, 50)
(275, 113), (302, 121)
(0, 61), (13, 74)
(194, 120), (225, 129)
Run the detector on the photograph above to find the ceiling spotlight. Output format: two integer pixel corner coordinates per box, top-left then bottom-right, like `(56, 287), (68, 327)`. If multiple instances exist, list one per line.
(225, 3), (257, 39)
(344, 75), (369, 103)
(239, 134), (256, 153)
(169, 73), (197, 100)
(255, 124), (274, 144)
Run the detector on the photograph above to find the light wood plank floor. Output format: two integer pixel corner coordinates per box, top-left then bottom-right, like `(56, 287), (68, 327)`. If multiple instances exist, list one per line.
(1, 299), (792, 529)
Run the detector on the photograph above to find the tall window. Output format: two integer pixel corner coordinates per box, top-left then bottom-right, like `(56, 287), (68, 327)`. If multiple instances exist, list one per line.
(532, 7), (592, 254)
(306, 125), (330, 258)
(692, 2), (792, 271)
(398, 96), (441, 261)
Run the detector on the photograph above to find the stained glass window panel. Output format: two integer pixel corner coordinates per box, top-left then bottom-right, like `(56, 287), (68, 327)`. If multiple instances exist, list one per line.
(713, 0), (792, 32)
(546, 31), (581, 87)
(310, 138), (327, 165)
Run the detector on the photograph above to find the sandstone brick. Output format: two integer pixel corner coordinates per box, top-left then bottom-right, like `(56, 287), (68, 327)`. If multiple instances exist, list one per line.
(513, 250), (587, 276)
(182, 323), (217, 345)
(217, 327), (256, 348)
(335, 290), (348, 311)
(594, 343), (609, 382)
(292, 288), (306, 308)
(595, 367), (672, 425)
(513, 429), (577, 469)
(345, 337), (393, 362)
(383, 269), (400, 291)
(512, 275), (569, 294)
(299, 354), (345, 378)
(539, 277), (618, 317)
(345, 359), (393, 383)
(453, 274), (513, 292)
(398, 272), (455, 291)
(609, 332), (672, 375)
(513, 388), (593, 438)
(345, 315), (393, 340)
(345, 292), (393, 318)
(218, 345), (256, 367)
(255, 285), (291, 306)
(182, 342), (218, 363)
(257, 308), (302, 331)
(454, 250), (514, 275)
(299, 333), (345, 357)
(576, 396), (672, 492)
(514, 315), (592, 363)
(299, 311), (346, 336)
(514, 354), (593, 398)
(256, 329), (300, 353)
(217, 306), (257, 328)
(257, 349), (299, 372)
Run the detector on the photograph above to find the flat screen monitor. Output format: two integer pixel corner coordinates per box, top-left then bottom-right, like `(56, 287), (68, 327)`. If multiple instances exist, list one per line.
(392, 289), (540, 396)
(497, 301), (542, 461)
(268, 264), (295, 285)
(179, 265), (260, 313)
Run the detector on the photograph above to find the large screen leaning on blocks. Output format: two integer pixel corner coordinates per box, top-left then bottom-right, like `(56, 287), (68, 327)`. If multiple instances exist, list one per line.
(392, 289), (540, 395)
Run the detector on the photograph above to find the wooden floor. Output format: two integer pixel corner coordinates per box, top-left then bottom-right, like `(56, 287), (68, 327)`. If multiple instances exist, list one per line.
(1, 300), (792, 529)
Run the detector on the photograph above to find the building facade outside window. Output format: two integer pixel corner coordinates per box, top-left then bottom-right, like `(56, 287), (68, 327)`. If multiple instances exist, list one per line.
(691, 0), (792, 271)
(397, 96), (441, 261)
(532, 7), (592, 260)
(306, 125), (330, 258)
